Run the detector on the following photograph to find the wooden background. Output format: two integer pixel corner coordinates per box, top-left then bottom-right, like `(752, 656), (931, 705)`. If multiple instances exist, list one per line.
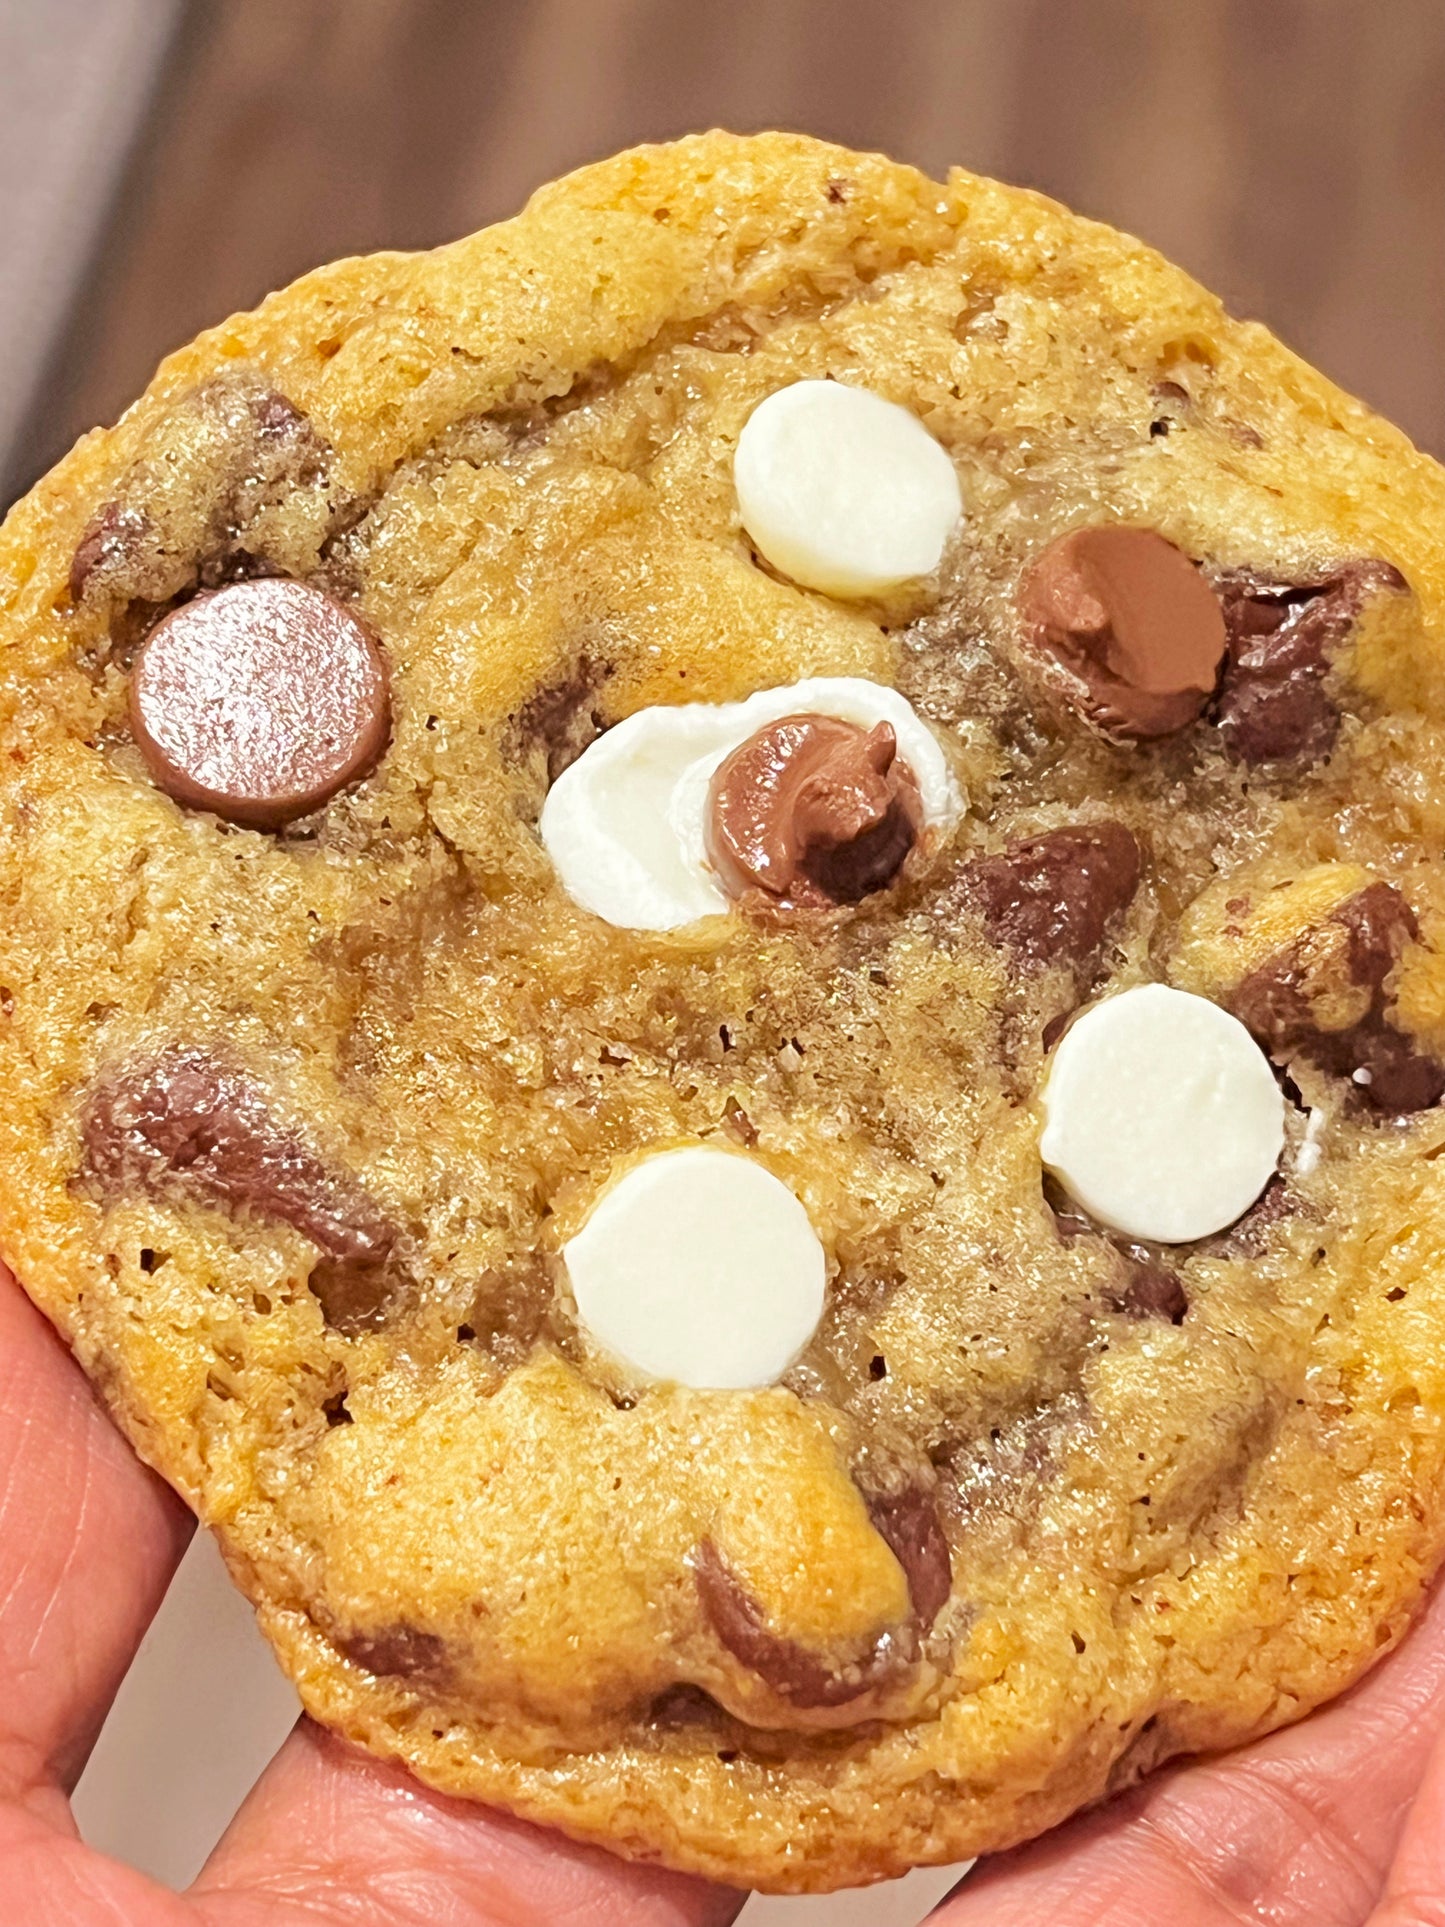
(12, 0), (1445, 500)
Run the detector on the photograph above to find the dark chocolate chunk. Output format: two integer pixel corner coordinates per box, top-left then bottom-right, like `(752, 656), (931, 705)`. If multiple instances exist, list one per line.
(337, 1624), (447, 1680)
(1231, 881), (1445, 1113)
(957, 822), (1141, 976)
(79, 1048), (399, 1293)
(1019, 527), (1226, 739)
(1213, 560), (1408, 766)
(693, 1539), (900, 1708)
(130, 578), (391, 828)
(707, 715), (922, 910)
(863, 1484), (952, 1629)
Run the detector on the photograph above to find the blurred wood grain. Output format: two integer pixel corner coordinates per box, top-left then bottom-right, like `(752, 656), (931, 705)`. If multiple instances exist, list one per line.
(14, 0), (1445, 496)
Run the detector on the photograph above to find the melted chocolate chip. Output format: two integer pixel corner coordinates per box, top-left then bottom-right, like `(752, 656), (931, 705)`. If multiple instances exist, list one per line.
(1019, 527), (1226, 738)
(1046, 1177), (1188, 1322)
(648, 1683), (730, 1727)
(957, 822), (1141, 977)
(693, 1539), (901, 1708)
(1202, 1175), (1299, 1257)
(338, 1624), (447, 1680)
(1213, 561), (1408, 766)
(68, 375), (338, 618)
(1106, 1710), (1185, 1796)
(721, 1097), (760, 1147)
(1107, 1261), (1188, 1324)
(939, 1400), (1081, 1546)
(308, 1257), (401, 1335)
(707, 715), (921, 909)
(1344, 1031), (1445, 1113)
(863, 1484), (952, 1629)
(456, 1259), (551, 1368)
(78, 1050), (401, 1321)
(1152, 379), (1192, 409)
(70, 502), (151, 605)
(1231, 881), (1444, 1113)
(514, 655), (614, 785)
(251, 389), (317, 451)
(1044, 1175), (1094, 1243)
(130, 578), (391, 828)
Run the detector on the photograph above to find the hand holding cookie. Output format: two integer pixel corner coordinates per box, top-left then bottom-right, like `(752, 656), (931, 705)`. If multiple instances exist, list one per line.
(6, 130), (1445, 1902)
(5, 1253), (1445, 1923)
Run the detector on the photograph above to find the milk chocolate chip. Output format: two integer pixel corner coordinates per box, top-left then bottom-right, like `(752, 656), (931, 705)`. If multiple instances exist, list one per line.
(1232, 882), (1445, 1112)
(1214, 560), (1408, 766)
(693, 1539), (899, 1708)
(957, 822), (1141, 975)
(69, 502), (151, 605)
(1020, 527), (1226, 738)
(308, 1256), (402, 1335)
(337, 1624), (448, 1680)
(863, 1483), (952, 1629)
(130, 578), (390, 828)
(707, 714), (921, 908)
(79, 1050), (400, 1316)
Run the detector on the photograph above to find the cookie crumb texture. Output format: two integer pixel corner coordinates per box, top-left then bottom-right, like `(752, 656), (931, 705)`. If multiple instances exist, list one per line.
(4, 133), (1445, 1891)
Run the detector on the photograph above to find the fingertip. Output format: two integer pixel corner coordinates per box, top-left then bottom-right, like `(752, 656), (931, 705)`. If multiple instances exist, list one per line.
(0, 1262), (194, 1796)
(196, 1718), (749, 1927)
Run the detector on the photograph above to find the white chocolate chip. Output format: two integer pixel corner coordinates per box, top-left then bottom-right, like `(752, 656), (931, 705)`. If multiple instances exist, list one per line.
(563, 1146), (826, 1389)
(1040, 984), (1285, 1243)
(539, 701), (740, 929)
(538, 676), (961, 930)
(733, 380), (963, 598)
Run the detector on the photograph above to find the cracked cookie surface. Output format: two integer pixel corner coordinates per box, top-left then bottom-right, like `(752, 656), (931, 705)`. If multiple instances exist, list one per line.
(4, 132), (1445, 1892)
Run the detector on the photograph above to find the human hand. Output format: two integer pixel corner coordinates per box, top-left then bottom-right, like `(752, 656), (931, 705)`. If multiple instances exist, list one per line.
(931, 1566), (1445, 1924)
(0, 1264), (747, 1927)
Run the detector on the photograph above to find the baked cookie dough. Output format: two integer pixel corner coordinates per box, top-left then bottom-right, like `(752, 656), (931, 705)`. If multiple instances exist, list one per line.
(3, 131), (1445, 1893)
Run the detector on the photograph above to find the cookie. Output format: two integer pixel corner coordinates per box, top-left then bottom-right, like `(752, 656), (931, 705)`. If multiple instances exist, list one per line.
(4, 131), (1445, 1893)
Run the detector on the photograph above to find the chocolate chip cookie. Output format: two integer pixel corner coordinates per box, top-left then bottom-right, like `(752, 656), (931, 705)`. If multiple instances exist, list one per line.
(4, 132), (1445, 1893)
